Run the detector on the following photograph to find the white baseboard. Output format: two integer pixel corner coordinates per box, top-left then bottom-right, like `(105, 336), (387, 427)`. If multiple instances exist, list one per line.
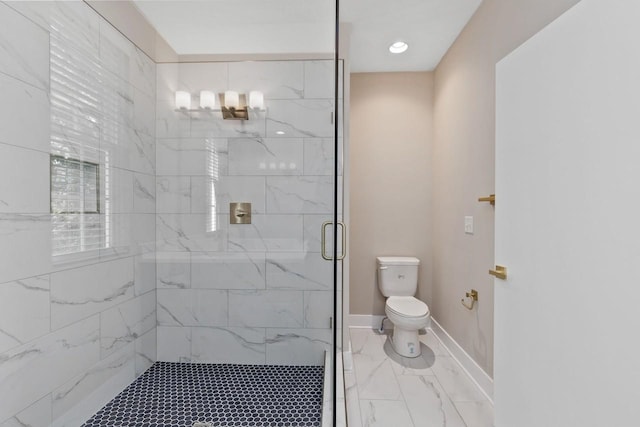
(348, 314), (386, 329)
(430, 317), (494, 403)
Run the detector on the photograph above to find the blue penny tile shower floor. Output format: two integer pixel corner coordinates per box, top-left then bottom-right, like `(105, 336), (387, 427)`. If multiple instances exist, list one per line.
(82, 362), (324, 427)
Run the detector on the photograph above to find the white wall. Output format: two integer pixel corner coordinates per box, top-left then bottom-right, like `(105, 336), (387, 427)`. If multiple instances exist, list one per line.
(495, 1), (640, 425)
(0, 2), (156, 425)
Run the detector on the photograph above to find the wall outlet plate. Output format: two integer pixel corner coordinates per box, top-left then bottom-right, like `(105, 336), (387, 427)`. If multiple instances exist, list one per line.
(464, 216), (474, 234)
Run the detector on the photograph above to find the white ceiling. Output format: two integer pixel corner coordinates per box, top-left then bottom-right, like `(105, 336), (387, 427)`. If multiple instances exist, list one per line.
(133, 0), (481, 72)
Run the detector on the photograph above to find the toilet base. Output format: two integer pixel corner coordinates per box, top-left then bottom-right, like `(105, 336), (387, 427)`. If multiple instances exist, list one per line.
(391, 326), (421, 358)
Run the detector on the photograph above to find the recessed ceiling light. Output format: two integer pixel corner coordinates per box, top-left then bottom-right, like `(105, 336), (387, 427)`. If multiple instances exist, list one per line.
(389, 41), (408, 54)
(276, 130), (285, 135)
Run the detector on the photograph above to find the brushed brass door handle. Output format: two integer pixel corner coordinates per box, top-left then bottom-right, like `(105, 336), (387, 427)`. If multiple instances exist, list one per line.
(489, 265), (507, 280)
(321, 221), (346, 261)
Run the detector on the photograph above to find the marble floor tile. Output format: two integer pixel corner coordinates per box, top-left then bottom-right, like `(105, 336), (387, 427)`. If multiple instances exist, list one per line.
(430, 355), (486, 402)
(360, 400), (414, 427)
(455, 401), (495, 427)
(345, 372), (363, 427)
(353, 355), (403, 401)
(398, 375), (466, 427)
(348, 327), (494, 427)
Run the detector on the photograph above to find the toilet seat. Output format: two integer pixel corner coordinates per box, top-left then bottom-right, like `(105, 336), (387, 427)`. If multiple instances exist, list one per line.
(386, 296), (429, 318)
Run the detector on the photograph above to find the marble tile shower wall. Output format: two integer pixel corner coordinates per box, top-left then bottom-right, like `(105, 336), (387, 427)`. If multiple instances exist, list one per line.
(155, 61), (341, 366)
(0, 2), (156, 426)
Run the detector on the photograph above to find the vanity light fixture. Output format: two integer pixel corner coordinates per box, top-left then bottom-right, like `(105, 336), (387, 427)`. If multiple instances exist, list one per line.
(175, 91), (191, 109)
(174, 90), (265, 121)
(200, 91), (216, 109)
(389, 41), (408, 54)
(249, 91), (264, 110)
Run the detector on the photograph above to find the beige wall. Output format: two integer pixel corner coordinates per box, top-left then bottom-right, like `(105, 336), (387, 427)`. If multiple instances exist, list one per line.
(349, 72), (434, 316)
(432, 0), (581, 377)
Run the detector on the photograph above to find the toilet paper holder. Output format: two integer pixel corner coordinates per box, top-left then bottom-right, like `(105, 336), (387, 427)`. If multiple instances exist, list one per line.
(461, 289), (478, 310)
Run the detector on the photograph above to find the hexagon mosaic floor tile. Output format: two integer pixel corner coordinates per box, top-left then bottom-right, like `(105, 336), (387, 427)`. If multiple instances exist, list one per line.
(82, 362), (324, 427)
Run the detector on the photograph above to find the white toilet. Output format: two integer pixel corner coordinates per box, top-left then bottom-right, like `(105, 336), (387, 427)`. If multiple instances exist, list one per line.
(377, 256), (430, 358)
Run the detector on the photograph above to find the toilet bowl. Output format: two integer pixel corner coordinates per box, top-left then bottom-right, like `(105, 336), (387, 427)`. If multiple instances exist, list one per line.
(377, 256), (430, 358)
(385, 296), (430, 357)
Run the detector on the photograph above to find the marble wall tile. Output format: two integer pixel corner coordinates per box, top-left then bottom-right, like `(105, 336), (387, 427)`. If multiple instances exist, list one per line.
(50, 257), (135, 330)
(99, 21), (155, 97)
(304, 291), (333, 329)
(227, 214), (303, 253)
(266, 99), (334, 138)
(105, 213), (133, 258)
(0, 275), (50, 354)
(156, 176), (191, 214)
(0, 2), (49, 91)
(398, 375), (467, 427)
(359, 400), (414, 427)
(157, 289), (228, 327)
(191, 252), (266, 290)
(191, 326), (266, 365)
(191, 113), (266, 139)
(227, 138), (304, 176)
(228, 290), (303, 328)
(302, 215), (333, 253)
(100, 291), (156, 358)
(0, 214), (51, 284)
(135, 328), (156, 376)
(0, 143), (50, 214)
(265, 328), (330, 365)
(134, 253), (156, 296)
(157, 62), (228, 98)
(156, 138), (228, 176)
(266, 252), (332, 291)
(229, 61), (304, 100)
(0, 73), (49, 153)
(156, 213), (228, 252)
(266, 176), (334, 214)
(51, 344), (135, 424)
(156, 326), (191, 362)
(303, 60), (339, 100)
(126, 127), (156, 176)
(133, 173), (156, 214)
(304, 138), (338, 176)
(0, 394), (51, 427)
(156, 97), (191, 138)
(133, 89), (156, 137)
(0, 316), (100, 422)
(109, 167), (133, 214)
(192, 176), (266, 214)
(5, 1), (100, 50)
(156, 252), (191, 289)
(131, 213), (156, 255)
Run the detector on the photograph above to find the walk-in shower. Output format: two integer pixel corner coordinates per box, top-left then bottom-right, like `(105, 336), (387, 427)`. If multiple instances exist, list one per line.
(0, 1), (343, 425)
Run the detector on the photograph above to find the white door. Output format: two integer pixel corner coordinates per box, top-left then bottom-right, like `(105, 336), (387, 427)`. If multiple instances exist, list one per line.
(494, 1), (640, 426)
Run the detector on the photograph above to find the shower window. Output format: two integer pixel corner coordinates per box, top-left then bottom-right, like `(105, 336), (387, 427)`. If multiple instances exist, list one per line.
(50, 155), (104, 256)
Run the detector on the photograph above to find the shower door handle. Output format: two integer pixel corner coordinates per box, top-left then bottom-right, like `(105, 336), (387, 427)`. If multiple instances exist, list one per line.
(321, 221), (346, 261)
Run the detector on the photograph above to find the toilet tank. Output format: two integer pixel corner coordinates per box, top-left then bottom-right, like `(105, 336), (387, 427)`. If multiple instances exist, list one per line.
(377, 256), (420, 297)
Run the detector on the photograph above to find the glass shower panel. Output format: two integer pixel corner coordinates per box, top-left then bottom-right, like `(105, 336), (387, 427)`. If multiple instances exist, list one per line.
(153, 2), (340, 424)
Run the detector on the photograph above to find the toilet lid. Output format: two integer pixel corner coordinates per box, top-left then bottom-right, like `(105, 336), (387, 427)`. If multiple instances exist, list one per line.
(386, 296), (429, 317)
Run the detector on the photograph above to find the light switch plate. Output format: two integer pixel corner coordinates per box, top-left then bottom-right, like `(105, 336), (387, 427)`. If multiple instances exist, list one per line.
(464, 216), (474, 234)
